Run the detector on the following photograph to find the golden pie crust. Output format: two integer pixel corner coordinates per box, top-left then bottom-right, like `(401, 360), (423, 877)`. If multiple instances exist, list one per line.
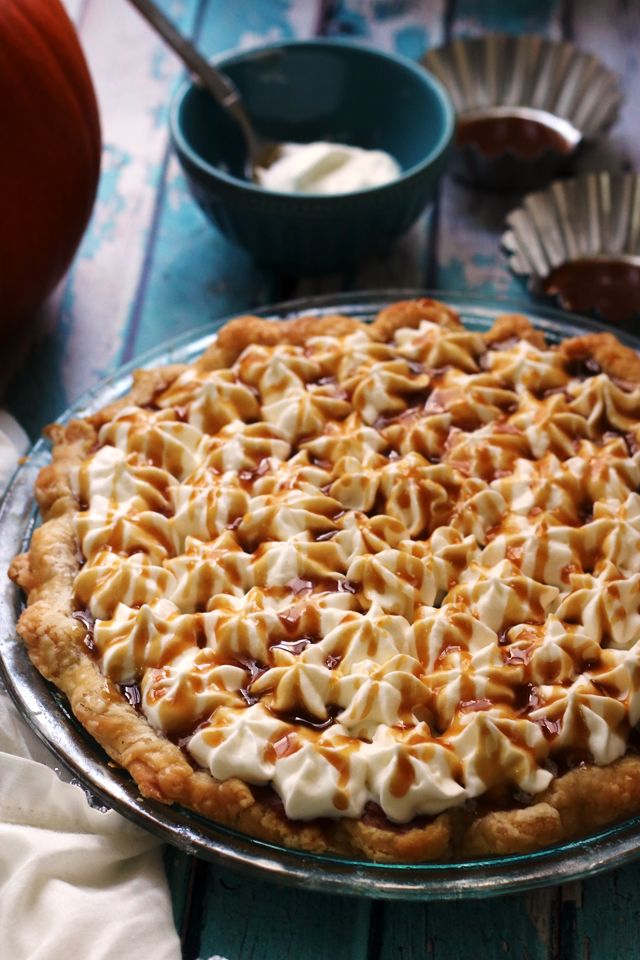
(10, 298), (640, 863)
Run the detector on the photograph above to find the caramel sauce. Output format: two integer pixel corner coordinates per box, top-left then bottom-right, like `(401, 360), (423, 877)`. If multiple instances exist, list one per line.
(309, 455), (333, 470)
(72, 609), (97, 656)
(77, 317), (640, 824)
(201, 726), (227, 749)
(150, 665), (227, 738)
(389, 751), (416, 798)
(271, 704), (340, 732)
(485, 337), (520, 353)
(338, 578), (357, 594)
(456, 613), (474, 645)
(457, 114), (575, 160)
(468, 736), (507, 795)
(504, 647), (531, 666)
(238, 457), (271, 488)
(625, 432), (638, 456)
(312, 376), (349, 402)
(544, 259), (640, 326)
(232, 654), (266, 682)
(373, 392), (431, 430)
(537, 718), (561, 740)
(278, 605), (305, 634)
(264, 732), (299, 764)
(459, 698), (493, 713)
(229, 654), (268, 706)
(397, 488), (411, 511)
(541, 386), (572, 402)
(271, 638), (313, 657)
(531, 535), (550, 586)
(287, 577), (314, 596)
(435, 642), (462, 666)
(315, 529), (338, 542)
(119, 683), (142, 710)
(239, 687), (259, 707)
(333, 792), (349, 811)
(513, 683), (540, 713)
(316, 739), (358, 811)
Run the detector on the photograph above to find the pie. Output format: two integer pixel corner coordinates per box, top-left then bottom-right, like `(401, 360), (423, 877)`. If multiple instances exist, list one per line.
(11, 298), (640, 863)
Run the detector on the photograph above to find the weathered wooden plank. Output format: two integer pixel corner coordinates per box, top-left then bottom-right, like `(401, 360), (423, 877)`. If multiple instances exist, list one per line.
(435, 184), (529, 299)
(127, 0), (322, 360)
(375, 901), (427, 960)
(120, 0), (453, 346)
(329, 0), (445, 56)
(289, 8), (557, 960)
(566, 0), (640, 174)
(163, 846), (199, 946)
(124, 155), (275, 361)
(361, 882), (562, 960)
(435, 0), (562, 297)
(426, 6), (565, 958)
(8, 0), (202, 436)
(196, 865), (372, 960)
(12, 6), (640, 960)
(139, 9), (360, 957)
(422, 890), (559, 960)
(452, 0), (561, 38)
(550, 9), (640, 953)
(315, 0), (447, 296)
(558, 866), (640, 960)
(368, 877), (563, 960)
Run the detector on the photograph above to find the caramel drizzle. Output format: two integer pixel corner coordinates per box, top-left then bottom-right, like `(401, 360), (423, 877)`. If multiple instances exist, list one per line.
(73, 321), (640, 803)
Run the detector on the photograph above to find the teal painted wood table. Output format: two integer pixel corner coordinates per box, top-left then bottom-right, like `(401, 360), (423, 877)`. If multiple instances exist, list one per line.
(10, 0), (640, 957)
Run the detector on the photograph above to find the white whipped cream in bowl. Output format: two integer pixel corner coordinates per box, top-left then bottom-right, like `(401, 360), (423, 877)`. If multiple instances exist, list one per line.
(255, 142), (401, 195)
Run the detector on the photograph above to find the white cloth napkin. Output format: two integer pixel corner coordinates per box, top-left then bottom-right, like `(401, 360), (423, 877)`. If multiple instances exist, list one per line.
(0, 415), (182, 960)
(0, 410), (29, 487)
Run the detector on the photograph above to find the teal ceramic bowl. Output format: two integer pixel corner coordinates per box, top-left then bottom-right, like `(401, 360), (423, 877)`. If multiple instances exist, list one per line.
(170, 39), (455, 273)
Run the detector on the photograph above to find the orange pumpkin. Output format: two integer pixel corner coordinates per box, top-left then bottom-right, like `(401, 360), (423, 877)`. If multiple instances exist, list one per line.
(0, 0), (101, 326)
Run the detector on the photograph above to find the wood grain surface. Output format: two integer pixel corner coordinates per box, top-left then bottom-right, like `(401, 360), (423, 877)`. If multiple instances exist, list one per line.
(10, 1), (640, 957)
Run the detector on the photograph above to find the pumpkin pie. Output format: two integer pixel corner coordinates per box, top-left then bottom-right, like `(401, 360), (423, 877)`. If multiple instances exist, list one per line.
(11, 299), (640, 862)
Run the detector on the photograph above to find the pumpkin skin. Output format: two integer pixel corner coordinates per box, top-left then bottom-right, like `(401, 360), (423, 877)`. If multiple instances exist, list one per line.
(0, 0), (101, 327)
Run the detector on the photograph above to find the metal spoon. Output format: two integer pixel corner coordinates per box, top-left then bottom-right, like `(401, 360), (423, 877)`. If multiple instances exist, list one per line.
(125, 0), (280, 177)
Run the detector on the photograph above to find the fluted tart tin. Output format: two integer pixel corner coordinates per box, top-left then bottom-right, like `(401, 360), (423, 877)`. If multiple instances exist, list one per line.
(501, 172), (640, 326)
(422, 34), (622, 192)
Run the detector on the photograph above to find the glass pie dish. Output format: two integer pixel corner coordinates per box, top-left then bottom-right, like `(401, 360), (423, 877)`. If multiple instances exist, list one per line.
(3, 290), (640, 900)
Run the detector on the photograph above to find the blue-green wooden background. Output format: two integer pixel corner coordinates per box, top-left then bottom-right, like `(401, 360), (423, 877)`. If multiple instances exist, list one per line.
(11, 1), (640, 956)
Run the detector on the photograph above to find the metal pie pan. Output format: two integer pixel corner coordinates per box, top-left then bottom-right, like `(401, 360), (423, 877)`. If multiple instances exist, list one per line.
(3, 290), (640, 899)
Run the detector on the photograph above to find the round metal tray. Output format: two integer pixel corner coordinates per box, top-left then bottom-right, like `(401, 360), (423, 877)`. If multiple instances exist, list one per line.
(3, 290), (640, 899)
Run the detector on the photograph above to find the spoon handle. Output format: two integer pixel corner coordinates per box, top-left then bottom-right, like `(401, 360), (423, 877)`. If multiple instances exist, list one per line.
(125, 0), (258, 157)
